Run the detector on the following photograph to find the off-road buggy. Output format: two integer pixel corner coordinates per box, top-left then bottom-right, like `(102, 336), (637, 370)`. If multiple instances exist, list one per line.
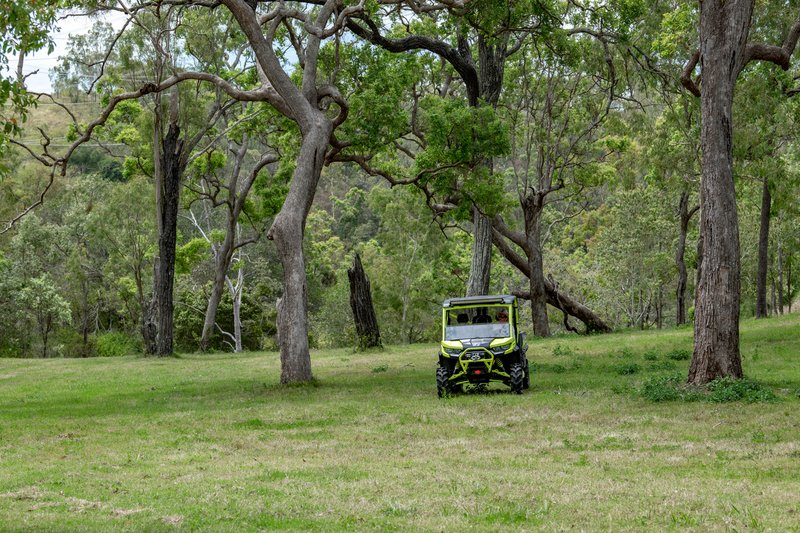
(436, 295), (529, 396)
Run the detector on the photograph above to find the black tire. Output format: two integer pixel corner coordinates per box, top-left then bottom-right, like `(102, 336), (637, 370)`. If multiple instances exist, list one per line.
(523, 359), (530, 389)
(436, 366), (451, 398)
(509, 363), (524, 394)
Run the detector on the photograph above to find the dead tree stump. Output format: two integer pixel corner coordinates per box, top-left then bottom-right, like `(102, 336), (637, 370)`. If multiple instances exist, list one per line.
(348, 254), (382, 349)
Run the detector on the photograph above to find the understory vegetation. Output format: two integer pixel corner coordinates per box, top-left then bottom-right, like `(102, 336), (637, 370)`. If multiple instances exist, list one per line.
(1, 314), (798, 530)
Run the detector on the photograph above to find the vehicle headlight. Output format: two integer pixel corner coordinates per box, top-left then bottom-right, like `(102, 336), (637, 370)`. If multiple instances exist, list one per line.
(491, 344), (511, 355)
(444, 348), (462, 356)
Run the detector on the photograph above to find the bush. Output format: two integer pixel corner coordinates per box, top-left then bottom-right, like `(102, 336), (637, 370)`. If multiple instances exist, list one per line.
(643, 350), (659, 361)
(640, 375), (776, 403)
(707, 377), (777, 403)
(666, 349), (691, 361)
(617, 348), (635, 359)
(616, 363), (641, 375)
(57, 329), (97, 358)
(552, 344), (574, 357)
(96, 332), (141, 357)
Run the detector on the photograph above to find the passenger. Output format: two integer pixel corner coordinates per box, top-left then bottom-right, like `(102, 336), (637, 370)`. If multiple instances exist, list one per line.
(496, 310), (509, 323)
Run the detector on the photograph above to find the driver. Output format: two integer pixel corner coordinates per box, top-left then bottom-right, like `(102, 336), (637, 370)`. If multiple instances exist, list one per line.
(496, 310), (509, 323)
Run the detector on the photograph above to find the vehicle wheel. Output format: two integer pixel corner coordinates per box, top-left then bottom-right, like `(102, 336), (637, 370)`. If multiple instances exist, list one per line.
(509, 363), (524, 394)
(436, 366), (451, 398)
(523, 359), (530, 389)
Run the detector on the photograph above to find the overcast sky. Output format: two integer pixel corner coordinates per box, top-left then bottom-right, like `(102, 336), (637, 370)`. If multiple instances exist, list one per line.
(11, 11), (126, 93)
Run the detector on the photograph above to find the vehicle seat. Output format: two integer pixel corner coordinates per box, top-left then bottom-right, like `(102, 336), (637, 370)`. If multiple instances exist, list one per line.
(473, 314), (490, 323)
(457, 313), (469, 324)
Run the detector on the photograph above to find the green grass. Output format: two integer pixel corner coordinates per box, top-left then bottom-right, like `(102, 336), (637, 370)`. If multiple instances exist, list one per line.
(1, 314), (799, 531)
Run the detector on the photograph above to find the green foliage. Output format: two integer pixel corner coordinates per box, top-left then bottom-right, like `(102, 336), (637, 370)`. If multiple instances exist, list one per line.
(639, 375), (692, 402)
(616, 363), (640, 375)
(666, 348), (691, 361)
(640, 375), (777, 403)
(96, 331), (141, 357)
(176, 238), (210, 275)
(707, 377), (777, 403)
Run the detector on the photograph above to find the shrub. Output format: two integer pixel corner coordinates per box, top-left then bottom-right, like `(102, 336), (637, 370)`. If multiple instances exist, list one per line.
(707, 377), (777, 403)
(552, 344), (574, 357)
(643, 350), (659, 361)
(640, 375), (776, 403)
(618, 348), (635, 359)
(640, 375), (685, 402)
(96, 332), (141, 357)
(666, 349), (691, 361)
(616, 363), (641, 375)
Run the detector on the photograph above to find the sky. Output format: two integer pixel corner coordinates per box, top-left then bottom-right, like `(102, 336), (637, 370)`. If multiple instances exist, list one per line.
(10, 11), (126, 93)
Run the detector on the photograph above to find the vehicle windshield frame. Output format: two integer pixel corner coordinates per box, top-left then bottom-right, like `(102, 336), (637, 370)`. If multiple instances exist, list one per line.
(443, 304), (513, 341)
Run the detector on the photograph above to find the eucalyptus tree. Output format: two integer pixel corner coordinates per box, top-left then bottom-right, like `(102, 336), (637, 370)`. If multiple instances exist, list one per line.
(644, 95), (701, 325)
(731, 65), (796, 319)
(342, 0), (549, 298)
(680, 1), (800, 384)
(337, 0), (654, 335)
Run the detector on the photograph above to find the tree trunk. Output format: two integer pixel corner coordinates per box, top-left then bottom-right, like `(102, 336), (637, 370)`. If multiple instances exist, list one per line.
(770, 273), (777, 315)
(200, 227), (235, 351)
(464, 37), (507, 297)
(689, 0), (750, 385)
(675, 191), (693, 325)
(657, 283), (664, 329)
(231, 262), (243, 353)
(523, 196), (551, 337)
(269, 120), (331, 384)
(492, 228), (611, 333)
(348, 253), (382, 349)
(756, 177), (770, 318)
(155, 122), (184, 356)
(778, 243), (784, 314)
(788, 259), (792, 312)
(80, 276), (90, 357)
(466, 208), (492, 297)
(142, 261), (158, 354)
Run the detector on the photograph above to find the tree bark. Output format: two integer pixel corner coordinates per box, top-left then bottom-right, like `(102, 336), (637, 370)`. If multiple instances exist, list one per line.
(523, 196), (550, 337)
(689, 0), (750, 384)
(228, 261), (244, 353)
(348, 253), (382, 349)
(466, 208), (492, 297)
(269, 120), (331, 384)
(155, 122), (184, 356)
(200, 223), (236, 351)
(141, 270), (158, 355)
(756, 177), (771, 318)
(771, 272), (777, 315)
(788, 258), (792, 312)
(464, 38), (508, 296)
(675, 190), (697, 325)
(778, 243), (784, 314)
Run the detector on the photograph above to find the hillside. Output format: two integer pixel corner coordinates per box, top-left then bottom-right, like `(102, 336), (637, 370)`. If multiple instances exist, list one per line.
(1, 314), (798, 531)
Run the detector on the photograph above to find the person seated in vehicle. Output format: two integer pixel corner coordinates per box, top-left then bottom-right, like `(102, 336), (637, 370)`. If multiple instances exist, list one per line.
(496, 309), (509, 323)
(456, 313), (469, 324)
(473, 312), (491, 323)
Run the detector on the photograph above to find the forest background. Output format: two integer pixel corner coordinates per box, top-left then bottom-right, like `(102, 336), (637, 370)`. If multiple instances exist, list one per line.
(0, 0), (798, 374)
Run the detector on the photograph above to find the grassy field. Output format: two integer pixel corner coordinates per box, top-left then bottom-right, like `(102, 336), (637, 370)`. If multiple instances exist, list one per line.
(1, 314), (799, 532)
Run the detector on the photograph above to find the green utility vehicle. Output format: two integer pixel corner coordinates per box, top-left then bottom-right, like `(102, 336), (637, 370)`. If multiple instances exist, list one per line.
(436, 295), (529, 396)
